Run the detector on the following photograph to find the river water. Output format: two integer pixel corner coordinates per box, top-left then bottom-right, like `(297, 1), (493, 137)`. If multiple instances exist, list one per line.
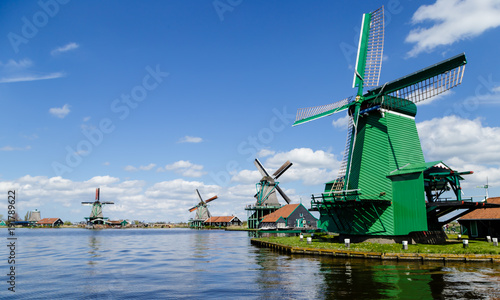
(4, 228), (500, 299)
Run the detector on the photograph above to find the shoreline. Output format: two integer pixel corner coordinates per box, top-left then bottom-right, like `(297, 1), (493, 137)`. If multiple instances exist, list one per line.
(251, 239), (500, 263)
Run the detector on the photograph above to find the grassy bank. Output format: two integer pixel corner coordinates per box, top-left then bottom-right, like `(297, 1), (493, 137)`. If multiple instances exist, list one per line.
(254, 236), (500, 255)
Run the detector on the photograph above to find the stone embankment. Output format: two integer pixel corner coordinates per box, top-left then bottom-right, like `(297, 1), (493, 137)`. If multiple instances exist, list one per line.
(251, 239), (500, 263)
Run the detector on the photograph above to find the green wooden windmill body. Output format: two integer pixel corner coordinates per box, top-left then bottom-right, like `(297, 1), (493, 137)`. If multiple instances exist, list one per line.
(295, 7), (468, 236)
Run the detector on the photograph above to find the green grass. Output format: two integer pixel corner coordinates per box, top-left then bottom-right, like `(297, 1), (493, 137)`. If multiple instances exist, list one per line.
(255, 236), (500, 255)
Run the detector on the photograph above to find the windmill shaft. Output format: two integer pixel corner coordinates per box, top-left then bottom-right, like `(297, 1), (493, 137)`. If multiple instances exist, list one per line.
(344, 102), (361, 190)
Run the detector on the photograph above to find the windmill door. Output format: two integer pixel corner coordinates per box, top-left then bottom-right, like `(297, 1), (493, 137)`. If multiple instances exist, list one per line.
(296, 218), (304, 228)
(470, 221), (478, 238)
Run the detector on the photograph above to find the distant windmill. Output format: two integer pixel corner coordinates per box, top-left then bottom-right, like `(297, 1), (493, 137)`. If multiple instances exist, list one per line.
(254, 158), (293, 206)
(188, 189), (217, 228)
(246, 159), (293, 229)
(477, 177), (490, 200)
(82, 188), (114, 225)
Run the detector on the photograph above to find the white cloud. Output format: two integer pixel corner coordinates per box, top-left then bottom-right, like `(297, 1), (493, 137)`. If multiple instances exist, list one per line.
(161, 160), (206, 177)
(231, 148), (341, 186)
(406, 0), (500, 57)
(0, 72), (65, 83)
(178, 136), (203, 143)
(230, 170), (261, 184)
(49, 104), (71, 118)
(417, 115), (500, 188)
(124, 165), (137, 172)
(124, 163), (156, 172)
(139, 163), (156, 171)
(0, 58), (65, 83)
(0, 145), (31, 151)
(0, 59), (33, 69)
(257, 149), (275, 157)
(0, 175), (226, 222)
(332, 114), (350, 129)
(51, 42), (79, 55)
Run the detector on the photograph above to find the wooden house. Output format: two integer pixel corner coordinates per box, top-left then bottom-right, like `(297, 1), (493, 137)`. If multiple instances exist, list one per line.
(259, 203), (317, 230)
(204, 216), (242, 227)
(37, 218), (64, 227)
(458, 197), (500, 238)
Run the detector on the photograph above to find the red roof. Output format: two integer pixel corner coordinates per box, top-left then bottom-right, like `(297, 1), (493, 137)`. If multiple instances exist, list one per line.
(460, 197), (500, 220)
(37, 218), (62, 225)
(261, 204), (300, 223)
(204, 216), (236, 223)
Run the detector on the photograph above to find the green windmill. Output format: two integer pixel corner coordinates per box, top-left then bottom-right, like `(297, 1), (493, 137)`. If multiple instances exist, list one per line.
(82, 188), (114, 226)
(293, 6), (494, 238)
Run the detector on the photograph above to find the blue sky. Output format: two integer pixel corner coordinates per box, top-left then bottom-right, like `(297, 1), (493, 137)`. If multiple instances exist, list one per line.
(1, 0), (500, 222)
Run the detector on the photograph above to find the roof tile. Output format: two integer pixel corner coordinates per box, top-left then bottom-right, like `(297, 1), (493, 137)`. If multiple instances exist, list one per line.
(459, 197), (500, 220)
(261, 204), (300, 223)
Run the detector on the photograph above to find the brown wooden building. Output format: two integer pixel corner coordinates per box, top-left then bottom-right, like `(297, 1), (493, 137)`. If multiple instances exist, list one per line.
(204, 216), (242, 227)
(259, 203), (317, 230)
(458, 197), (500, 238)
(37, 218), (64, 227)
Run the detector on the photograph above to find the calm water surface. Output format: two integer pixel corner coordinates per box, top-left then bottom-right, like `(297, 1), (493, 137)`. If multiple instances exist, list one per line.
(5, 228), (500, 299)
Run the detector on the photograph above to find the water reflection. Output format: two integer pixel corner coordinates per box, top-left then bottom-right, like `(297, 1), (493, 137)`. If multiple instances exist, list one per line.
(11, 228), (500, 299)
(251, 247), (500, 299)
(87, 234), (102, 265)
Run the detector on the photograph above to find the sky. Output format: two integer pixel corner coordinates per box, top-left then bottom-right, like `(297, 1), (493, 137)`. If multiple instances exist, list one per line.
(1, 0), (500, 223)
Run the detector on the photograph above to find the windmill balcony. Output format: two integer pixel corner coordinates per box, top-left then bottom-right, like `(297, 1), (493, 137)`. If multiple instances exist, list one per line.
(312, 189), (361, 203)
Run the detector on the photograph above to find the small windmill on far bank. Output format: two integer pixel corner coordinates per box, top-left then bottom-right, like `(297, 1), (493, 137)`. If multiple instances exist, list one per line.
(477, 178), (490, 200)
(245, 158), (293, 229)
(188, 189), (217, 228)
(82, 188), (114, 226)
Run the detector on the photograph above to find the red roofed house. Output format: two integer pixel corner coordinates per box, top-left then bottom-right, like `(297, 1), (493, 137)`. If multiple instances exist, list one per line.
(259, 203), (317, 230)
(37, 218), (64, 228)
(204, 216), (242, 227)
(458, 197), (500, 238)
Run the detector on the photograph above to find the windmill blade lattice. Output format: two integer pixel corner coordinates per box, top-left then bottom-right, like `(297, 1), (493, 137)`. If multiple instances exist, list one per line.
(275, 185), (291, 204)
(294, 96), (353, 126)
(365, 53), (467, 111)
(273, 160), (293, 179)
(359, 6), (384, 88)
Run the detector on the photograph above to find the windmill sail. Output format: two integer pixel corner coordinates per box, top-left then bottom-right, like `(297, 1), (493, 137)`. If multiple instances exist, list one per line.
(293, 96), (353, 126)
(353, 6), (384, 93)
(366, 53), (467, 108)
(362, 6), (384, 88)
(331, 115), (354, 192)
(273, 160), (293, 179)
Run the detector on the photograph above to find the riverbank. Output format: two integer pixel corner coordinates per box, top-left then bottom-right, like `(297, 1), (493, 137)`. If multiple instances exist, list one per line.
(251, 236), (500, 263)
